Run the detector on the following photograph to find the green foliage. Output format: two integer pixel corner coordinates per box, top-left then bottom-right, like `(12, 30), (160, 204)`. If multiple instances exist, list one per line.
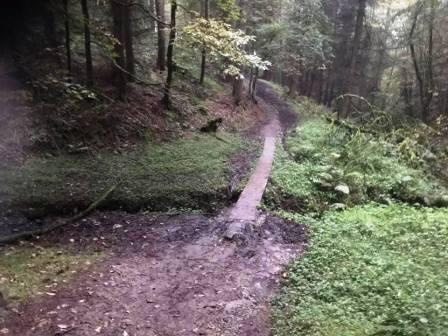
(0, 247), (99, 302)
(251, 0), (333, 73)
(216, 0), (241, 22)
(180, 18), (270, 77)
(273, 204), (448, 336)
(266, 116), (447, 213)
(0, 134), (250, 217)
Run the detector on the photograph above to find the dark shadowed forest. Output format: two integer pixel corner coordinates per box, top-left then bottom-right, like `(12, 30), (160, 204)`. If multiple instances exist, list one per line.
(1, 1), (448, 335)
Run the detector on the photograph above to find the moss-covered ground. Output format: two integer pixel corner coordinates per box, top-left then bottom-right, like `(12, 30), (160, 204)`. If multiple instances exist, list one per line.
(0, 133), (252, 218)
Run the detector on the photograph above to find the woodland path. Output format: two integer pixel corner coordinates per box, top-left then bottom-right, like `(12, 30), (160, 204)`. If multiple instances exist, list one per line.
(225, 83), (281, 238)
(3, 83), (304, 336)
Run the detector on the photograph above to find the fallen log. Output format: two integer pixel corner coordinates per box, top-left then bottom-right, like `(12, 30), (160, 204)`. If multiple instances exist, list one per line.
(0, 185), (117, 245)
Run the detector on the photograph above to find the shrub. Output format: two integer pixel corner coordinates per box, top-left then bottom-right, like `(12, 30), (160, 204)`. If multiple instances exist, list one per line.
(266, 118), (446, 213)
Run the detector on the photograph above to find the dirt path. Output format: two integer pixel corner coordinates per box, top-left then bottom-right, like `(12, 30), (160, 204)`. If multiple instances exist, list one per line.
(2, 83), (303, 336)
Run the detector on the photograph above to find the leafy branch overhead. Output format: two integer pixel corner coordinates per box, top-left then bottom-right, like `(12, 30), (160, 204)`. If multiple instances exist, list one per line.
(181, 18), (271, 77)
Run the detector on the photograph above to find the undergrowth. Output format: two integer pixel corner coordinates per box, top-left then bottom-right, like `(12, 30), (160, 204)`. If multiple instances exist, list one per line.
(273, 205), (448, 336)
(0, 133), (250, 218)
(269, 96), (448, 336)
(266, 118), (447, 213)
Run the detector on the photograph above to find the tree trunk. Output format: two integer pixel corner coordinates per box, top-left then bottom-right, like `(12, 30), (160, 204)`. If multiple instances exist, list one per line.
(322, 70), (332, 106)
(342, 0), (366, 118)
(425, 0), (435, 122)
(317, 70), (325, 104)
(400, 67), (414, 117)
(199, 0), (209, 85)
(123, 1), (136, 80)
(162, 0), (177, 108)
(251, 67), (259, 100)
(307, 71), (316, 98)
(111, 0), (127, 100)
(248, 67), (254, 95)
(81, 0), (93, 87)
(409, 0), (435, 123)
(233, 75), (244, 105)
(155, 0), (167, 71)
(63, 0), (72, 75)
(327, 82), (335, 107)
(44, 2), (58, 49)
(149, 0), (156, 31)
(300, 71), (309, 95)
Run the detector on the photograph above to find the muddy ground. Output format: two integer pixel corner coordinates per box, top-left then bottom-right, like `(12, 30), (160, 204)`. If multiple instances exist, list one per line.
(2, 212), (307, 336)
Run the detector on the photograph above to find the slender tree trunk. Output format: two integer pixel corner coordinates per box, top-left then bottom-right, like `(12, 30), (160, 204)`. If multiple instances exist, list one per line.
(322, 70), (332, 106)
(444, 90), (448, 116)
(322, 81), (329, 105)
(328, 82), (335, 108)
(44, 3), (58, 49)
(162, 0), (177, 108)
(63, 0), (72, 75)
(248, 67), (254, 95)
(307, 71), (316, 98)
(318, 70), (325, 104)
(123, 1), (135, 80)
(155, 0), (167, 71)
(409, 0), (435, 123)
(290, 74), (300, 97)
(300, 71), (309, 95)
(400, 67), (414, 117)
(81, 0), (93, 87)
(111, 0), (127, 100)
(199, 0), (209, 85)
(342, 0), (367, 118)
(233, 74), (244, 105)
(425, 0), (435, 122)
(149, 0), (156, 31)
(409, 4), (424, 117)
(251, 67), (259, 100)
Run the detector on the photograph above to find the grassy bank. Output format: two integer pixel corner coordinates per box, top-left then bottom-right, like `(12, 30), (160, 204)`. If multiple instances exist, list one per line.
(0, 133), (253, 219)
(269, 98), (448, 336)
